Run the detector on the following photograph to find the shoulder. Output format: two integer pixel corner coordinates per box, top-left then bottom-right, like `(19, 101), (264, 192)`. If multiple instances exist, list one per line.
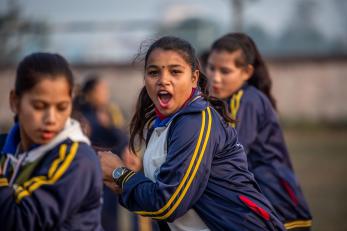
(168, 106), (221, 141)
(51, 140), (100, 173)
(241, 86), (273, 112)
(242, 86), (267, 104)
(171, 106), (213, 128)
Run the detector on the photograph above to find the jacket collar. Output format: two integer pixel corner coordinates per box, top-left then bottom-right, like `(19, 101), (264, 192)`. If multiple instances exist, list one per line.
(1, 118), (90, 165)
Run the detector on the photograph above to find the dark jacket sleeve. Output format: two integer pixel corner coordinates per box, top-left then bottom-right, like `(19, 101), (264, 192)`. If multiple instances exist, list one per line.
(119, 108), (214, 222)
(235, 99), (261, 154)
(0, 142), (102, 231)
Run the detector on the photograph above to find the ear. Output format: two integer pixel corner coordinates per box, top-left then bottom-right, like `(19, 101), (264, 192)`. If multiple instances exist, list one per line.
(9, 90), (19, 114)
(192, 70), (199, 87)
(242, 64), (254, 81)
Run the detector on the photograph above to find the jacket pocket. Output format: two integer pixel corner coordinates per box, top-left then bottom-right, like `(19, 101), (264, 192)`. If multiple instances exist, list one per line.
(279, 178), (299, 206)
(239, 195), (270, 221)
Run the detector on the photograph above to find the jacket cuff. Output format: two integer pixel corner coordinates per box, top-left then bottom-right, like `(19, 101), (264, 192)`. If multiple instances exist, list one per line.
(0, 177), (9, 187)
(118, 169), (136, 190)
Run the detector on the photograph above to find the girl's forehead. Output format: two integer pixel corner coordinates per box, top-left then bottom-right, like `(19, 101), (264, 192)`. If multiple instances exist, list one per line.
(147, 49), (189, 67)
(23, 77), (71, 98)
(211, 49), (242, 58)
(209, 49), (243, 64)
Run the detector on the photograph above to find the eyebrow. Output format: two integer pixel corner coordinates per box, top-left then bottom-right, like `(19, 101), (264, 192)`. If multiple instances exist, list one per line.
(30, 99), (71, 104)
(146, 64), (184, 69)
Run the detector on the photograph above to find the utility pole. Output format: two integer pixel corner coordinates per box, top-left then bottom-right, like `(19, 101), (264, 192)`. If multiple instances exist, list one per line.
(231, 0), (243, 32)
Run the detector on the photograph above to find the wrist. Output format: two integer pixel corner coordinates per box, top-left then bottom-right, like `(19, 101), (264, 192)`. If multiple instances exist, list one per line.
(111, 166), (134, 189)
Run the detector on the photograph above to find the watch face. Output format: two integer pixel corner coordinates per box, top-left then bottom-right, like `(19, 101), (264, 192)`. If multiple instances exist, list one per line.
(112, 167), (125, 181)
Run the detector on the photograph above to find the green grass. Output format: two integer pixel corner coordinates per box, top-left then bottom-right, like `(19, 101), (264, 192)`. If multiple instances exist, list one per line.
(284, 128), (347, 231)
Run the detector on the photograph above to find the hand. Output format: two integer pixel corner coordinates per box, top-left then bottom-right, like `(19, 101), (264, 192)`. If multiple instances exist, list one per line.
(98, 151), (125, 182)
(122, 148), (142, 172)
(104, 180), (122, 194)
(97, 109), (113, 128)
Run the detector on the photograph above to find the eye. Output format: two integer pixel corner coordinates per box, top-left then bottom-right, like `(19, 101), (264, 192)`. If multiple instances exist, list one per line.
(147, 69), (159, 77)
(171, 69), (182, 75)
(57, 102), (70, 112)
(207, 64), (215, 72)
(32, 102), (46, 110)
(220, 67), (231, 75)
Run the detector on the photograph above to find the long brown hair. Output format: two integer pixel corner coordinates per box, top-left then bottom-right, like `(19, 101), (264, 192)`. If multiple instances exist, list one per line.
(129, 36), (233, 153)
(210, 33), (277, 110)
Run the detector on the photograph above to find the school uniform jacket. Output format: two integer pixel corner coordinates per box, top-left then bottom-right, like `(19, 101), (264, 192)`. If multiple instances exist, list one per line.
(228, 84), (312, 230)
(118, 93), (285, 231)
(0, 119), (103, 231)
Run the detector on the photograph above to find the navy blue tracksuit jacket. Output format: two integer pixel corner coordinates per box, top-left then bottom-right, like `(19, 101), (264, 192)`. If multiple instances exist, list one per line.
(117, 94), (285, 230)
(0, 127), (103, 230)
(228, 84), (312, 230)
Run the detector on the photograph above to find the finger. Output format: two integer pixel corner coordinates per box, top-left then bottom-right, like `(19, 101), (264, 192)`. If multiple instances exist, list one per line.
(104, 181), (122, 194)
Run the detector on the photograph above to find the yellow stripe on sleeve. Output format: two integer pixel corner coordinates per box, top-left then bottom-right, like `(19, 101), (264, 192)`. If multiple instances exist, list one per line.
(122, 171), (136, 189)
(48, 144), (67, 178)
(135, 110), (207, 216)
(15, 185), (24, 194)
(152, 107), (212, 220)
(16, 142), (79, 203)
(229, 90), (243, 128)
(15, 144), (69, 201)
(16, 144), (68, 193)
(0, 177), (8, 187)
(285, 220), (312, 229)
(14, 186), (29, 202)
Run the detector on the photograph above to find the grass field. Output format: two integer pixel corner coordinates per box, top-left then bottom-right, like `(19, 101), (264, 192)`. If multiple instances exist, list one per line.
(284, 127), (347, 231)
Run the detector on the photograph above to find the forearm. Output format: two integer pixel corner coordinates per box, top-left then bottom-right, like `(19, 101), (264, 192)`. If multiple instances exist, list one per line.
(0, 185), (41, 231)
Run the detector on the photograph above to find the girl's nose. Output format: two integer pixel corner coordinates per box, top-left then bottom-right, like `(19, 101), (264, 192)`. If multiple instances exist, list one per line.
(210, 71), (221, 83)
(158, 71), (170, 86)
(45, 108), (57, 124)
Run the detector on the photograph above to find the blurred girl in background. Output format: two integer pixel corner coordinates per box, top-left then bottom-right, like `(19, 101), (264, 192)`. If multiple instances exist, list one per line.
(0, 52), (103, 231)
(73, 75), (141, 231)
(206, 33), (312, 230)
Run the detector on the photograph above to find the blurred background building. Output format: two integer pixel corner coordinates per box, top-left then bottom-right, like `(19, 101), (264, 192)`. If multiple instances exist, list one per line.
(0, 0), (346, 230)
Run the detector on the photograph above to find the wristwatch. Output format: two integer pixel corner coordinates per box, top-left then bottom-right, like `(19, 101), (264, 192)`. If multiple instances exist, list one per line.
(112, 166), (131, 186)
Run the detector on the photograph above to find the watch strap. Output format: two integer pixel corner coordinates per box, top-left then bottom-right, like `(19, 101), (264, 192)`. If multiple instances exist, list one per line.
(116, 168), (135, 189)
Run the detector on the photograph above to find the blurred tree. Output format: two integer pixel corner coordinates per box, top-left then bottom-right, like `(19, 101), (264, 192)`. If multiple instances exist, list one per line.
(227, 0), (258, 32)
(245, 23), (275, 56)
(277, 0), (328, 56)
(0, 0), (48, 65)
(231, 0), (243, 32)
(333, 0), (347, 53)
(157, 17), (221, 53)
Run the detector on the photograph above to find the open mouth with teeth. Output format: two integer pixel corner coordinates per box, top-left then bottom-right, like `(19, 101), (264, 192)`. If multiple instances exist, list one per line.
(157, 91), (172, 109)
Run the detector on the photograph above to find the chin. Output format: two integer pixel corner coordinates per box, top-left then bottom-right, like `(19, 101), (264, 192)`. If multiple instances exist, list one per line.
(38, 138), (53, 145)
(161, 107), (178, 117)
(159, 108), (171, 115)
(211, 93), (221, 99)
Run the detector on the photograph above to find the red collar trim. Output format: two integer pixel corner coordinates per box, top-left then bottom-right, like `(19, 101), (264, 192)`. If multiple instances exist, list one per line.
(155, 88), (196, 120)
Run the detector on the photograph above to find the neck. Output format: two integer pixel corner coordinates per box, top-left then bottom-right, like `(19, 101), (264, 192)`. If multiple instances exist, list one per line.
(19, 127), (32, 152)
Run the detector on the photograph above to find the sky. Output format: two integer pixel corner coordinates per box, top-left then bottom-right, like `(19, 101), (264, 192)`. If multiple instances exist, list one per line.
(0, 0), (345, 62)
